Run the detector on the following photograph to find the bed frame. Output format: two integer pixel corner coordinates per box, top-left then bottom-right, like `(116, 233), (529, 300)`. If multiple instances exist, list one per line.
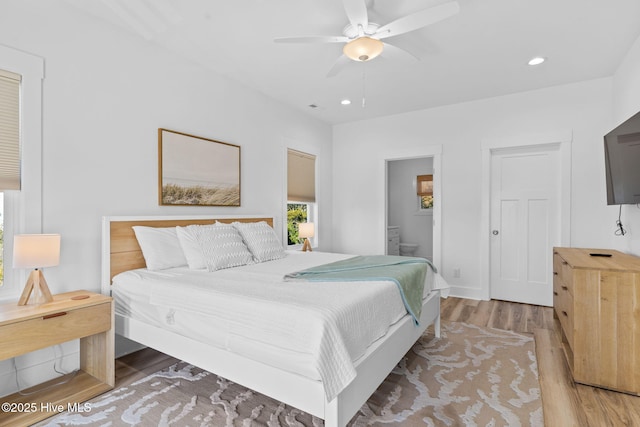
(101, 215), (441, 427)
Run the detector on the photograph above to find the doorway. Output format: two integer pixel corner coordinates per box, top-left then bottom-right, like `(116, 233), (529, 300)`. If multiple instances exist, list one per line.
(383, 148), (442, 272)
(481, 131), (571, 306)
(387, 158), (434, 260)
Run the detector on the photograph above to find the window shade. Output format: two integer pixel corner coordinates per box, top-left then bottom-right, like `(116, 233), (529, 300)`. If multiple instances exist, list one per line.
(0, 69), (21, 191)
(287, 149), (316, 203)
(417, 174), (433, 196)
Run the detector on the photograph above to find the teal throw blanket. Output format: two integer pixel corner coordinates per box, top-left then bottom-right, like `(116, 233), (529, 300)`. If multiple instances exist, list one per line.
(285, 255), (433, 325)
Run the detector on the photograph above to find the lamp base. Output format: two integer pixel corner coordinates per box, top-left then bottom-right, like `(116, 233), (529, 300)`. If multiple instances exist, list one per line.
(302, 238), (312, 252)
(18, 269), (54, 306)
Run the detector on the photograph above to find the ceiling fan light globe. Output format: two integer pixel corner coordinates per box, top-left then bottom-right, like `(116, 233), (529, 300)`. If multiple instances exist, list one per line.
(343, 37), (384, 62)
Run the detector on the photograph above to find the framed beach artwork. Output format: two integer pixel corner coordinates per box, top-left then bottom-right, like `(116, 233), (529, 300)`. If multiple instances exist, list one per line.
(158, 129), (241, 206)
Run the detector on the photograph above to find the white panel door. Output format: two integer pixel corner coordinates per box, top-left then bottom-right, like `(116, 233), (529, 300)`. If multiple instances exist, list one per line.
(490, 145), (559, 306)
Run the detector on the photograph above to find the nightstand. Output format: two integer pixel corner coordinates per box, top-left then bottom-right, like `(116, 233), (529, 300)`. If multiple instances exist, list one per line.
(0, 290), (114, 426)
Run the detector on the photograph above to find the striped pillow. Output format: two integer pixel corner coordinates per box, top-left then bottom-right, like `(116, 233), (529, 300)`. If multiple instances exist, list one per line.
(192, 223), (254, 271)
(233, 221), (285, 262)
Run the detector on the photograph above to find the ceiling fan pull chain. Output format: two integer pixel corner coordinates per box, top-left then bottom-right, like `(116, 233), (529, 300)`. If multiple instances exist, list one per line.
(362, 62), (366, 108)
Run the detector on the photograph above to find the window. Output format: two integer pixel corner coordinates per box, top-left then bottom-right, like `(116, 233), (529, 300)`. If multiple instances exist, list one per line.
(287, 203), (308, 245)
(417, 174), (434, 210)
(287, 149), (316, 247)
(0, 46), (44, 299)
(0, 69), (21, 288)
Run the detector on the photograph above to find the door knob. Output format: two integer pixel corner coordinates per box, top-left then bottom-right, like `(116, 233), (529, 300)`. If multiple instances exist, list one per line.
(492, 230), (499, 235)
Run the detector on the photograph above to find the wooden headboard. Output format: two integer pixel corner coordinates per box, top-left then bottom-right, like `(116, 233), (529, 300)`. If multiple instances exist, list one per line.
(101, 215), (274, 295)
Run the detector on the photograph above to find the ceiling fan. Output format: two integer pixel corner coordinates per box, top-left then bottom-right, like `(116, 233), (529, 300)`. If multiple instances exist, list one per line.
(275, 0), (460, 76)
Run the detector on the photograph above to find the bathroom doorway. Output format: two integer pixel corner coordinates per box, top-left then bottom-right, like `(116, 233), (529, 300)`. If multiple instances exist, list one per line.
(386, 155), (440, 268)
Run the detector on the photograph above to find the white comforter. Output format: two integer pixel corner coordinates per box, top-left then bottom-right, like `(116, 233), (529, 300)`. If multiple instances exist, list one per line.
(112, 251), (440, 401)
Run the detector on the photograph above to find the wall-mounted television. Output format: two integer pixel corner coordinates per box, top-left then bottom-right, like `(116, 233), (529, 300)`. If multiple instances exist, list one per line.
(604, 110), (640, 205)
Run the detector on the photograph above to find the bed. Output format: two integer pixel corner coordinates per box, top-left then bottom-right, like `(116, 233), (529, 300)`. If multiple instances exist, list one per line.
(101, 215), (443, 427)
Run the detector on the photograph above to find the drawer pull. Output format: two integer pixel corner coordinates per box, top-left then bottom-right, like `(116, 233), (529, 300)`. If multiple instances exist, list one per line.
(43, 312), (67, 320)
(553, 291), (558, 296)
(553, 272), (558, 275)
(562, 261), (568, 265)
(562, 310), (568, 317)
(562, 286), (568, 291)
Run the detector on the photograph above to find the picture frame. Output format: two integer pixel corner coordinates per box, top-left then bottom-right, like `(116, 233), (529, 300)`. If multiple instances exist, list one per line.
(158, 128), (241, 206)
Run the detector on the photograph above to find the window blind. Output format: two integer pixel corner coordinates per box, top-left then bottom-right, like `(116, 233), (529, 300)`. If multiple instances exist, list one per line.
(287, 149), (316, 203)
(0, 69), (21, 191)
(417, 174), (433, 196)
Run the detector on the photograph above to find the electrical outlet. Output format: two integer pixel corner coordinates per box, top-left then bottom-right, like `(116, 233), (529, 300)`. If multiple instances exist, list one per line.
(453, 268), (461, 278)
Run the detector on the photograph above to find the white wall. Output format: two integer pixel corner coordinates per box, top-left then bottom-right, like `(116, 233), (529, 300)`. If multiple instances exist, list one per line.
(387, 158), (434, 260)
(333, 78), (614, 298)
(612, 34), (640, 256)
(0, 0), (332, 395)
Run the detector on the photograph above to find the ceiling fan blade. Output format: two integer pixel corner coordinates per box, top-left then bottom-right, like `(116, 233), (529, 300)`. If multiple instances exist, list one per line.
(381, 42), (419, 62)
(274, 35), (348, 44)
(343, 0), (369, 29)
(326, 55), (351, 77)
(376, 1), (460, 39)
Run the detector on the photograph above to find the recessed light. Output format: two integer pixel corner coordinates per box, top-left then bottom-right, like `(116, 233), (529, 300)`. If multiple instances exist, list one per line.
(341, 99), (351, 105)
(528, 56), (546, 66)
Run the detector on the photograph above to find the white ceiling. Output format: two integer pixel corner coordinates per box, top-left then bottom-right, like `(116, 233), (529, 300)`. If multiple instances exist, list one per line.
(63, 0), (640, 125)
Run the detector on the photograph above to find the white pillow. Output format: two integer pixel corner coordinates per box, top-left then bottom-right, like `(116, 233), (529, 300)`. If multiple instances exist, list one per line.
(176, 225), (207, 270)
(132, 226), (187, 270)
(192, 223), (254, 271)
(233, 221), (285, 262)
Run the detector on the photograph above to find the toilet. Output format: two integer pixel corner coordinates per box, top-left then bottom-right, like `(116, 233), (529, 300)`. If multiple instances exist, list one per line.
(399, 243), (418, 257)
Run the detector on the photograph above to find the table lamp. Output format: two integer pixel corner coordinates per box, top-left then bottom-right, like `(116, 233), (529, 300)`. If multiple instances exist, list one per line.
(298, 222), (314, 252)
(13, 234), (60, 306)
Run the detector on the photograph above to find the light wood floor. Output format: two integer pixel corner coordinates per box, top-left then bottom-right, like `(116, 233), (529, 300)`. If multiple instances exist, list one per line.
(114, 297), (640, 426)
(440, 297), (640, 427)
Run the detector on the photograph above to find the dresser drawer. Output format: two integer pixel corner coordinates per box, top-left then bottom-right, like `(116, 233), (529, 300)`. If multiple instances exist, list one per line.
(554, 254), (574, 295)
(556, 298), (573, 347)
(0, 302), (111, 360)
(560, 262), (574, 296)
(553, 266), (574, 348)
(553, 252), (563, 277)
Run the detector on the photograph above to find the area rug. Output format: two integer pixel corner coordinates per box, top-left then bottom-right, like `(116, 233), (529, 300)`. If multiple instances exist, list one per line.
(36, 322), (542, 426)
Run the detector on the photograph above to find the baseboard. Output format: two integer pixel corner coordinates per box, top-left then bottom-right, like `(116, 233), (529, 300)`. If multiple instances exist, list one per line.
(446, 286), (486, 301)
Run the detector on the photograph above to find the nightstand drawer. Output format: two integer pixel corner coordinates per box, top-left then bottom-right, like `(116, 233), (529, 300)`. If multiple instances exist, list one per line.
(0, 302), (111, 360)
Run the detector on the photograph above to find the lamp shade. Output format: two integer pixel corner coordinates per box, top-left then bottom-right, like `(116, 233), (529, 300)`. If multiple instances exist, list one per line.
(298, 222), (315, 239)
(343, 37), (384, 62)
(13, 234), (61, 269)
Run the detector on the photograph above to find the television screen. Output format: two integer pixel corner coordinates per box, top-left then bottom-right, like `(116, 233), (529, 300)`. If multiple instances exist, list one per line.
(604, 110), (640, 205)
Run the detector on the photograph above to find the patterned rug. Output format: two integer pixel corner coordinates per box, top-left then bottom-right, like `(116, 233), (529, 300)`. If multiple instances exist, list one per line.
(36, 322), (542, 426)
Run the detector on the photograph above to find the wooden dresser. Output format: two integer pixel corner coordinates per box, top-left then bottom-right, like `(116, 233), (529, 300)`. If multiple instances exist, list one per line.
(553, 247), (640, 395)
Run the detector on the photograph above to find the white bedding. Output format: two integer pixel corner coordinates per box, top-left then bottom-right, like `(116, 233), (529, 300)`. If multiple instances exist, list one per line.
(112, 251), (443, 401)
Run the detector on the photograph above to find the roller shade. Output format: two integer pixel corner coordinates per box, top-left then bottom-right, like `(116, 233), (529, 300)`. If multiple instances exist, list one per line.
(417, 174), (433, 196)
(287, 149), (316, 203)
(0, 69), (21, 191)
